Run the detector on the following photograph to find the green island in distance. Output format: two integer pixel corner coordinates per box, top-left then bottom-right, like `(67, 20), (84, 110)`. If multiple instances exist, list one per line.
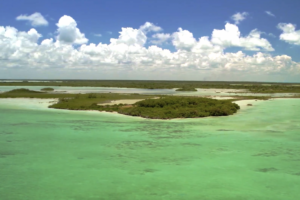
(4, 88), (44, 94)
(40, 87), (55, 91)
(175, 87), (197, 92)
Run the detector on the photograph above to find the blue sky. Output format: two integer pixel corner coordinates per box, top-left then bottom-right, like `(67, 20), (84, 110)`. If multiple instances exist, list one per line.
(0, 0), (300, 81)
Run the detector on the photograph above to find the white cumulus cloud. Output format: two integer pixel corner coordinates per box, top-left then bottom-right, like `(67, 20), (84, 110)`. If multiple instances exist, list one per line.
(16, 12), (49, 26)
(110, 27), (147, 47)
(211, 23), (274, 51)
(231, 12), (248, 24)
(0, 26), (42, 63)
(172, 28), (197, 51)
(140, 22), (162, 33)
(56, 15), (88, 45)
(151, 33), (171, 45)
(277, 23), (300, 45)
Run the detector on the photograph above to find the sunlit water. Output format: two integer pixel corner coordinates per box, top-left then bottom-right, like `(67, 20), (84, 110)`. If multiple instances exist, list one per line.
(0, 86), (298, 97)
(1, 98), (300, 200)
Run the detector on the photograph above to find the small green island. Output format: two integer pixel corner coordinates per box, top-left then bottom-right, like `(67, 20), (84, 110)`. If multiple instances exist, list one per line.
(41, 87), (55, 92)
(107, 97), (240, 119)
(51, 95), (240, 119)
(175, 87), (197, 92)
(4, 88), (43, 94)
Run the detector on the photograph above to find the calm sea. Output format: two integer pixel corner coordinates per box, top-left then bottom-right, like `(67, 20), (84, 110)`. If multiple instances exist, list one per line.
(1, 98), (300, 200)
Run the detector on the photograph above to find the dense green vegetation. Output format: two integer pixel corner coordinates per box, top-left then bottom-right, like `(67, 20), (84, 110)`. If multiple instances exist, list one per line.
(118, 97), (240, 119)
(175, 87), (197, 91)
(0, 89), (152, 101)
(0, 88), (75, 99)
(1, 80), (300, 93)
(41, 87), (54, 91)
(50, 95), (240, 119)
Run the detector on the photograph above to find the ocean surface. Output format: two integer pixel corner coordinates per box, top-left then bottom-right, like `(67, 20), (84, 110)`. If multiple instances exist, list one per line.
(1, 98), (300, 200)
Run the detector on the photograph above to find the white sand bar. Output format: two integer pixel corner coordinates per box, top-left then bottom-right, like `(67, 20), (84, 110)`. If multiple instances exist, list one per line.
(99, 97), (160, 106)
(209, 96), (236, 100)
(99, 99), (145, 106)
(99, 97), (161, 106)
(197, 88), (248, 93)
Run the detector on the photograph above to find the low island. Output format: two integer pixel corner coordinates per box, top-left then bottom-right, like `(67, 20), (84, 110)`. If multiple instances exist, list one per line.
(51, 95), (240, 119)
(175, 87), (197, 92)
(113, 97), (239, 119)
(1, 88), (242, 119)
(41, 87), (55, 92)
(4, 88), (43, 94)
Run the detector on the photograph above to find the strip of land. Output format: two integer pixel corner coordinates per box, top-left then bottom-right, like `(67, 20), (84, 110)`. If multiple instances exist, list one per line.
(1, 80), (300, 94)
(0, 87), (299, 120)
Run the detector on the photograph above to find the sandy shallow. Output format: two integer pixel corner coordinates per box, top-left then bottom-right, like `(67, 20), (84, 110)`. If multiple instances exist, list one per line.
(233, 99), (266, 110)
(198, 88), (247, 93)
(209, 96), (236, 100)
(98, 97), (159, 106)
(99, 99), (145, 106)
(0, 98), (58, 110)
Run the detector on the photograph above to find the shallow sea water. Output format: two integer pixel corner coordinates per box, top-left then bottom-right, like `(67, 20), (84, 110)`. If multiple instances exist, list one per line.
(1, 99), (300, 200)
(0, 86), (175, 95)
(0, 86), (297, 97)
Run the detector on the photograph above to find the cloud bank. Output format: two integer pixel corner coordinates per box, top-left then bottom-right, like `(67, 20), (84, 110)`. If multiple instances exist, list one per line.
(1, 15), (300, 80)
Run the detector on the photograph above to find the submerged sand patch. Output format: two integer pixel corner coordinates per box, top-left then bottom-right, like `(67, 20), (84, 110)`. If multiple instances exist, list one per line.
(233, 99), (266, 110)
(0, 98), (58, 110)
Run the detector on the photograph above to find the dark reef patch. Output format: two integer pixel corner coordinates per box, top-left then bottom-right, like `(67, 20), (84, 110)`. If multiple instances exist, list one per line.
(256, 167), (278, 173)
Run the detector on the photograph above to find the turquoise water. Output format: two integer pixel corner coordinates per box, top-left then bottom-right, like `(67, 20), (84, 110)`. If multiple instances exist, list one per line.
(1, 99), (300, 199)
